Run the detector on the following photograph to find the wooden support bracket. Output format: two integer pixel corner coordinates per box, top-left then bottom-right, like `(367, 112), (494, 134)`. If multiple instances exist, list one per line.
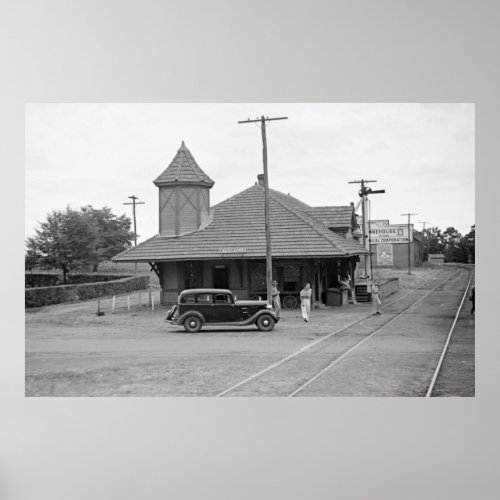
(149, 262), (162, 286)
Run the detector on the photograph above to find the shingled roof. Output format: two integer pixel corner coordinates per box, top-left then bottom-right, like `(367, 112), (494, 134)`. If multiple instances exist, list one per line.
(309, 206), (357, 229)
(153, 141), (215, 187)
(113, 184), (369, 262)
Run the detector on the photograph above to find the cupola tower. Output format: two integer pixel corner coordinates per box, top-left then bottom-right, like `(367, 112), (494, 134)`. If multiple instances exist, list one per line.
(153, 142), (214, 236)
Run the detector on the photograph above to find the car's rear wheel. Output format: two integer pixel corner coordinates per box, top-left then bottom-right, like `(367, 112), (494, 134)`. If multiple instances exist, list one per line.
(256, 314), (275, 332)
(184, 315), (202, 333)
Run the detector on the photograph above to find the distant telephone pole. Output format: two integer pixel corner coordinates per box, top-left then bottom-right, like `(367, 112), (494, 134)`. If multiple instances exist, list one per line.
(123, 195), (145, 246)
(401, 213), (417, 274)
(419, 221), (430, 262)
(124, 195), (145, 274)
(238, 115), (288, 305)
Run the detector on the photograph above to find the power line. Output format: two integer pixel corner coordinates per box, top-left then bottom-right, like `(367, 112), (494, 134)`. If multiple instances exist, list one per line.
(419, 221), (430, 231)
(419, 221), (430, 262)
(348, 179), (377, 247)
(348, 179), (385, 280)
(123, 195), (145, 246)
(401, 213), (417, 274)
(239, 116), (288, 305)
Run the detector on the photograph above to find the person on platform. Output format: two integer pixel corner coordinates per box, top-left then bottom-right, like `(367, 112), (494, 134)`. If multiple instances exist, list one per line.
(339, 274), (356, 304)
(271, 280), (281, 319)
(371, 280), (382, 315)
(470, 285), (475, 315)
(300, 283), (312, 322)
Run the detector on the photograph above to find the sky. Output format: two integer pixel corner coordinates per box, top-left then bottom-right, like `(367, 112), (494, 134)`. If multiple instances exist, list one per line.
(25, 103), (475, 244)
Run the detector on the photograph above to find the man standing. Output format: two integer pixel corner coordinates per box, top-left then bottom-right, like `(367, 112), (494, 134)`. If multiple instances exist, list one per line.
(300, 283), (312, 322)
(271, 280), (281, 319)
(371, 280), (382, 315)
(340, 274), (357, 304)
(470, 285), (475, 315)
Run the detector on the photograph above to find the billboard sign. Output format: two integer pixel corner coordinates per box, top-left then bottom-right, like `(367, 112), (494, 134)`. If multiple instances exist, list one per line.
(369, 221), (413, 244)
(377, 244), (394, 265)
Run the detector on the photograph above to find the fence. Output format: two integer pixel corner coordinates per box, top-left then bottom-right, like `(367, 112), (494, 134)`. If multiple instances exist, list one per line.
(95, 288), (163, 315)
(379, 277), (399, 299)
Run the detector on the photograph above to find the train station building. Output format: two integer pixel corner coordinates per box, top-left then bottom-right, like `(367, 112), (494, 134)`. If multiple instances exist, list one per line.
(113, 142), (369, 306)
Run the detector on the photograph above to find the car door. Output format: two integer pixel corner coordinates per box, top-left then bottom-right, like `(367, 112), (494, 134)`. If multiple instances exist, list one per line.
(194, 293), (216, 322)
(213, 293), (239, 322)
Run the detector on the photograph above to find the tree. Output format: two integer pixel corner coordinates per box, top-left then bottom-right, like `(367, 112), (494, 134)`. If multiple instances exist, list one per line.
(422, 225), (475, 264)
(80, 206), (134, 271)
(26, 207), (99, 283)
(442, 226), (464, 262)
(425, 226), (445, 258)
(25, 205), (134, 281)
(25, 249), (38, 273)
(465, 225), (475, 263)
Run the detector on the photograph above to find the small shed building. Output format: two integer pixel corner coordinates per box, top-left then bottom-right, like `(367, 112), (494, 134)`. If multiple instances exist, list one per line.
(428, 254), (445, 265)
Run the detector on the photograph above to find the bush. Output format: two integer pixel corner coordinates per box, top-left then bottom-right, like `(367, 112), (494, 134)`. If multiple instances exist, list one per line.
(64, 274), (127, 285)
(25, 273), (60, 288)
(25, 275), (150, 308)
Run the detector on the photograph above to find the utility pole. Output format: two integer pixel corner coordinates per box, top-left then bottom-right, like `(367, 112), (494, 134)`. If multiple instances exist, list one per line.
(419, 221), (430, 263)
(401, 213), (417, 274)
(124, 195), (145, 273)
(348, 179), (385, 280)
(368, 199), (373, 277)
(238, 115), (288, 305)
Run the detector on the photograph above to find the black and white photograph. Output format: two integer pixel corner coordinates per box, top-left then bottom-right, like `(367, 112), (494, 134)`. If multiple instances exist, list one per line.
(25, 103), (475, 397)
(2, 1), (499, 499)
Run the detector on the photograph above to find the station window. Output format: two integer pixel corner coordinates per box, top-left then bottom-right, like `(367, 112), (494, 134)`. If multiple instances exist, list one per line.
(183, 261), (203, 289)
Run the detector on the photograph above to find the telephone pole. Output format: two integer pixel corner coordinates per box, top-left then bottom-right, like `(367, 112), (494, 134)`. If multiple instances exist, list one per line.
(238, 115), (288, 305)
(419, 221), (430, 263)
(124, 195), (145, 274)
(124, 195), (145, 246)
(348, 179), (385, 280)
(401, 213), (417, 274)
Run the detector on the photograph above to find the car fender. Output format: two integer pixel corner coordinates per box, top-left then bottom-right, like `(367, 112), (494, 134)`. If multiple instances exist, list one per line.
(242, 309), (279, 325)
(164, 305), (178, 321)
(173, 310), (205, 326)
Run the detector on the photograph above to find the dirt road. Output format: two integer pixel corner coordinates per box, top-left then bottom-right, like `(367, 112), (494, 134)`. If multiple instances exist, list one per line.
(25, 267), (474, 396)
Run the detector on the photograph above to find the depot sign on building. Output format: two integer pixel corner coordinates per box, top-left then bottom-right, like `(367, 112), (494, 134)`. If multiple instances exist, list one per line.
(369, 220), (413, 244)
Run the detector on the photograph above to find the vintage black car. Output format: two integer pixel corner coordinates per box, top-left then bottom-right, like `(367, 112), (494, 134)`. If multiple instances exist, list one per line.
(165, 288), (279, 332)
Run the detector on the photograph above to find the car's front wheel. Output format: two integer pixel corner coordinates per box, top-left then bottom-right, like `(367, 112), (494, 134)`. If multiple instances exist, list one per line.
(256, 314), (275, 332)
(183, 315), (202, 333)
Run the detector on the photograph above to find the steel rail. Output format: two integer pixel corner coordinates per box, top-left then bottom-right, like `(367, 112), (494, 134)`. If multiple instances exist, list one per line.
(215, 315), (369, 397)
(288, 270), (465, 397)
(216, 270), (461, 397)
(425, 270), (474, 397)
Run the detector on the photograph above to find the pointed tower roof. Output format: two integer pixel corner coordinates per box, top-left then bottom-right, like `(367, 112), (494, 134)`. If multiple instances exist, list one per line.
(153, 141), (215, 187)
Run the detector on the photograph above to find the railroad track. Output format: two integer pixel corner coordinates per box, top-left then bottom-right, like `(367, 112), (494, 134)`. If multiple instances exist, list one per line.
(426, 269), (475, 397)
(216, 268), (472, 397)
